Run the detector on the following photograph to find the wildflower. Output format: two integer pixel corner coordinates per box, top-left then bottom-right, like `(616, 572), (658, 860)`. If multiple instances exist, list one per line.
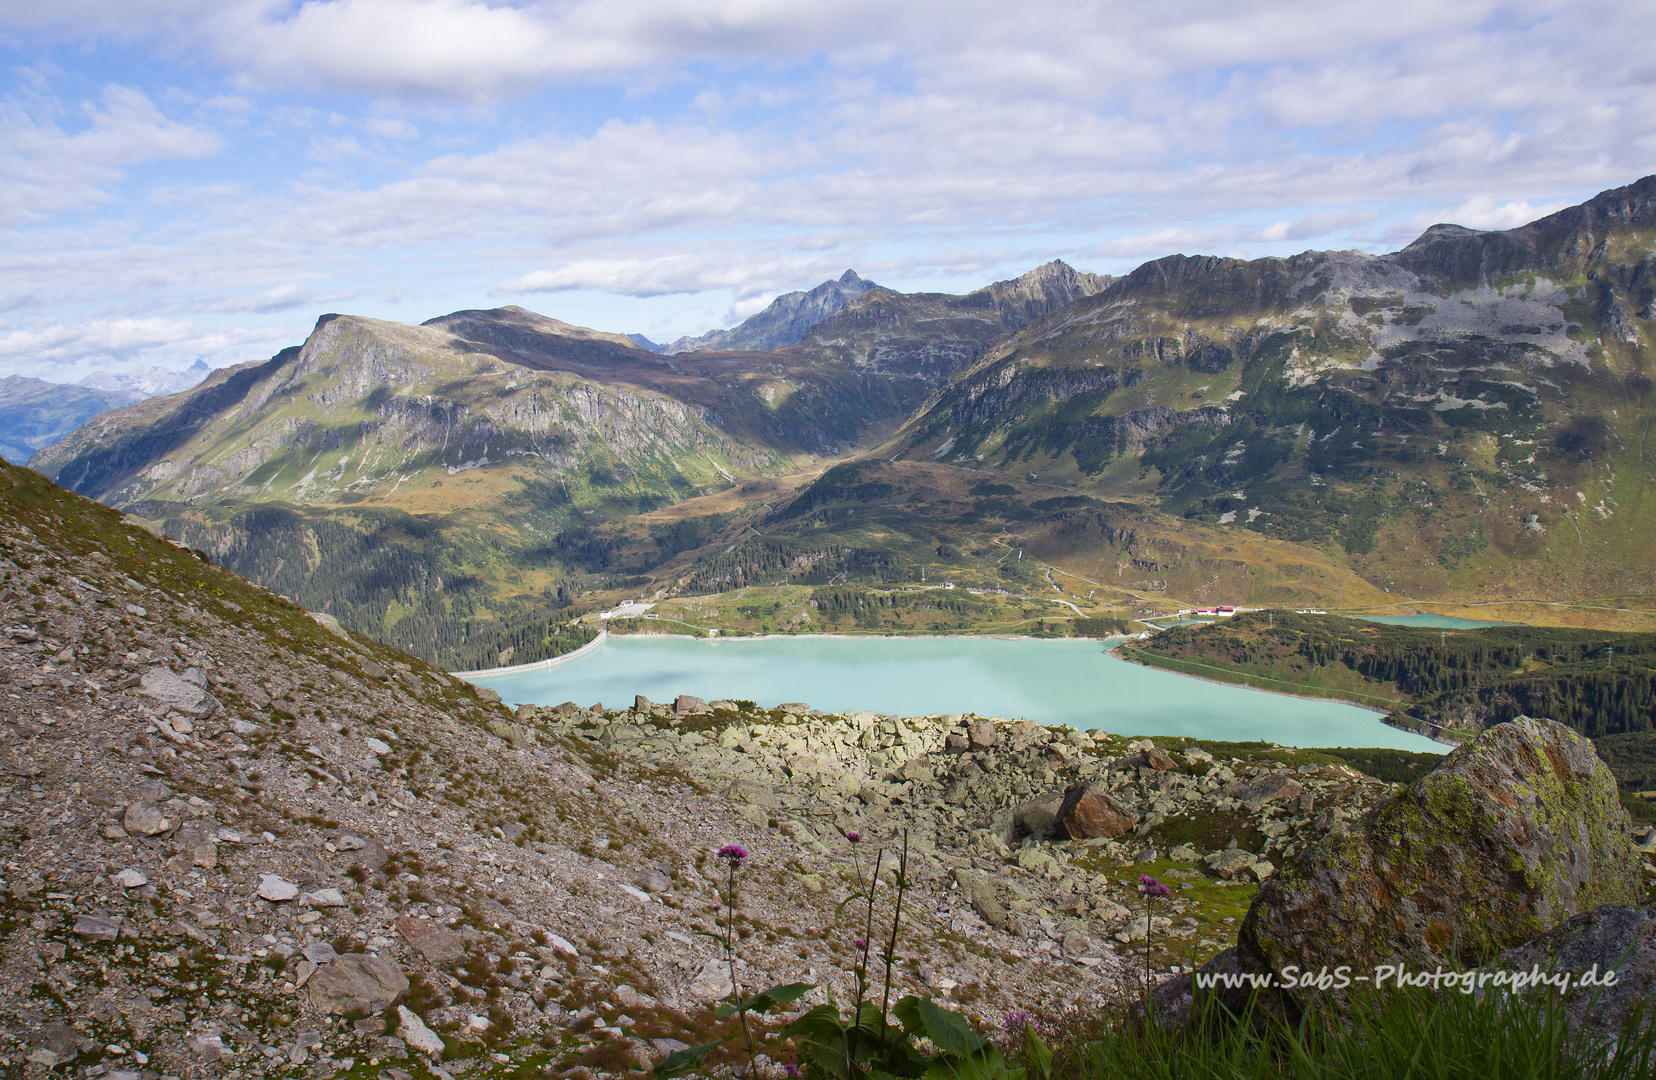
(1002, 1008), (1035, 1036)
(846, 831), (862, 843)
(854, 939), (868, 950)
(1138, 875), (1171, 898)
(783, 1066), (800, 1078)
(716, 844), (748, 862)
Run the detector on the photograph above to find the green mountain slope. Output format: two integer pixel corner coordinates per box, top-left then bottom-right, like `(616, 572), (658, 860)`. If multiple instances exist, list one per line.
(873, 175), (1656, 612)
(30, 265), (1101, 664)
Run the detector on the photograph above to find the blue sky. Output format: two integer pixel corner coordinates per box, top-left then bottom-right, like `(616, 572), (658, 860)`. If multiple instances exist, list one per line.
(1, 0), (1654, 380)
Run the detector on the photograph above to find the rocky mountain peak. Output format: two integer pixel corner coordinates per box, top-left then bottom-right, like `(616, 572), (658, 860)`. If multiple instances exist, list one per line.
(664, 270), (880, 353)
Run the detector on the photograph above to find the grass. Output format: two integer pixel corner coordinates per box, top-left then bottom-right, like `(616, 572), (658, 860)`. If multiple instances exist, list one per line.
(1033, 984), (1656, 1080)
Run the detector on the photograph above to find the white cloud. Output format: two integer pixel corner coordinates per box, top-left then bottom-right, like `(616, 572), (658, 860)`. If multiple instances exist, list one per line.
(0, 316), (286, 375)
(492, 253), (847, 300)
(0, 84), (221, 224)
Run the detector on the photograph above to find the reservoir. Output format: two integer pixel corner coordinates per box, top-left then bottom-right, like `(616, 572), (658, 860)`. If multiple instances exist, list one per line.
(466, 634), (1443, 752)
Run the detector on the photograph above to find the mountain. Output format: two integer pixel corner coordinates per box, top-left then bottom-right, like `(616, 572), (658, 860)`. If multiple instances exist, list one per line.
(80, 358), (212, 398)
(860, 175), (1656, 608)
(29, 264), (1102, 664)
(663, 269), (878, 352)
(0, 374), (142, 464)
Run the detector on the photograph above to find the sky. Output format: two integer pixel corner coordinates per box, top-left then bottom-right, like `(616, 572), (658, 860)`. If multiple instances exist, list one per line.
(1, 0), (1654, 382)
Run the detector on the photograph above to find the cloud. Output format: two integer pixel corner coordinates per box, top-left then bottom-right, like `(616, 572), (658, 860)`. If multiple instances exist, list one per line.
(1383, 194), (1576, 241)
(492, 253), (849, 299)
(0, 316), (286, 375)
(0, 84), (221, 224)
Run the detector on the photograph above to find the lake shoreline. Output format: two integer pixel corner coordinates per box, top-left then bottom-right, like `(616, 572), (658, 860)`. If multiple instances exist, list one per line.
(460, 633), (1442, 752)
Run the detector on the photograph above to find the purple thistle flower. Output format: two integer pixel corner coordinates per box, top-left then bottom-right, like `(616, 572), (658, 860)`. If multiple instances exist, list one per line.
(1002, 1008), (1034, 1036)
(1138, 875), (1171, 898)
(783, 1066), (800, 1078)
(716, 844), (748, 862)
(846, 832), (863, 843)
(854, 939), (868, 950)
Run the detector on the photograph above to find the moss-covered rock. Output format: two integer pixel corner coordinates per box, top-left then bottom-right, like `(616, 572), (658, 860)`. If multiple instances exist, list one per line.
(1238, 717), (1642, 993)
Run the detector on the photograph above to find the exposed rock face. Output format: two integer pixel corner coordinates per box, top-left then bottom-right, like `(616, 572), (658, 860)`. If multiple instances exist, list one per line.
(1056, 784), (1135, 839)
(1239, 717), (1642, 984)
(305, 954), (409, 1015)
(396, 917), (464, 965)
(665, 270), (879, 353)
(1499, 904), (1656, 1031)
(137, 667), (219, 718)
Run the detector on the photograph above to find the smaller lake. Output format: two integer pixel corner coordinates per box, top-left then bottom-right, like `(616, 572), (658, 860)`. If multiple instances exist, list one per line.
(1357, 614), (1510, 629)
(466, 634), (1443, 752)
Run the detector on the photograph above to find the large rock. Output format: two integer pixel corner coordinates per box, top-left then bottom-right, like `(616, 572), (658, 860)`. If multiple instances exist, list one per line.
(952, 867), (1007, 927)
(396, 917), (464, 965)
(725, 779), (778, 809)
(1236, 773), (1303, 810)
(1055, 783), (1135, 839)
(307, 953), (409, 1014)
(123, 800), (171, 836)
(1238, 718), (1642, 988)
(994, 790), (1066, 842)
(966, 721), (999, 749)
(1499, 904), (1656, 1031)
(1117, 745), (1180, 772)
(137, 668), (219, 719)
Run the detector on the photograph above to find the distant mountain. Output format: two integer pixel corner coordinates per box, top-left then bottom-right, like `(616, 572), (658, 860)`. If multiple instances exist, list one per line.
(665, 269), (879, 353)
(626, 333), (666, 353)
(0, 375), (142, 464)
(79, 358), (211, 398)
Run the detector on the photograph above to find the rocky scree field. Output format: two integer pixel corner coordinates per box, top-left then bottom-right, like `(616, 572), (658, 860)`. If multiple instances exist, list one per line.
(2, 460), (1656, 1079)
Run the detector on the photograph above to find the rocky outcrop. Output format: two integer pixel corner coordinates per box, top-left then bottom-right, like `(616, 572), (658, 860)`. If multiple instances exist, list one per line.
(665, 270), (879, 353)
(1499, 904), (1656, 1032)
(1238, 717), (1642, 984)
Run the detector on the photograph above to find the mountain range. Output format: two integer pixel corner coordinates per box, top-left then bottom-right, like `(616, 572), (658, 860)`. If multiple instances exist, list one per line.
(0, 360), (212, 465)
(26, 177), (1656, 664)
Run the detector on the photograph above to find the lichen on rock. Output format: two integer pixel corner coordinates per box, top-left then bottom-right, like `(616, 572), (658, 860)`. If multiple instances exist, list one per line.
(1238, 717), (1642, 989)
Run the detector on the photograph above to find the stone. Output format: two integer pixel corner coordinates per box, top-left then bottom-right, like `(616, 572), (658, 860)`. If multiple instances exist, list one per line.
(967, 721), (1000, 749)
(302, 942), (339, 963)
(258, 874), (301, 902)
(177, 827), (217, 868)
(1238, 774), (1304, 810)
(74, 914), (122, 941)
(1055, 783), (1136, 840)
(633, 694), (653, 713)
(952, 867), (1007, 928)
(185, 1033), (230, 1062)
(674, 694), (707, 716)
(303, 888), (348, 908)
(1015, 846), (1062, 878)
(1236, 718), (1643, 1003)
(123, 801), (171, 837)
(397, 917), (464, 964)
(1118, 746), (1180, 771)
(548, 934), (579, 958)
(396, 1007), (444, 1056)
(1168, 844), (1202, 863)
(1499, 903), (1656, 1031)
(629, 868), (673, 893)
(365, 738), (392, 756)
(136, 668), (219, 719)
(1001, 790), (1066, 841)
(112, 868), (148, 888)
(726, 779), (779, 808)
(1204, 848), (1259, 880)
(687, 957), (734, 1000)
(307, 953), (409, 1014)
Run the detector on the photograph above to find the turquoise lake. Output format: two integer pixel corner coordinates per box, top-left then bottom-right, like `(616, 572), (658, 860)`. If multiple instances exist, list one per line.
(1357, 615), (1510, 629)
(466, 635), (1444, 752)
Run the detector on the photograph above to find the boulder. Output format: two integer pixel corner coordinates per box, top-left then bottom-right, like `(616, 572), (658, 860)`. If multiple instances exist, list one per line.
(952, 868), (1007, 928)
(123, 800), (171, 837)
(1499, 903), (1656, 1031)
(396, 1006), (444, 1056)
(674, 695), (707, 716)
(1237, 718), (1642, 991)
(1055, 783), (1136, 839)
(1238, 774), (1303, 810)
(307, 953), (409, 1014)
(1001, 790), (1066, 841)
(967, 721), (1000, 749)
(73, 915), (122, 942)
(257, 874), (300, 902)
(1205, 848), (1260, 880)
(725, 779), (778, 809)
(1117, 746), (1180, 772)
(137, 668), (220, 719)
